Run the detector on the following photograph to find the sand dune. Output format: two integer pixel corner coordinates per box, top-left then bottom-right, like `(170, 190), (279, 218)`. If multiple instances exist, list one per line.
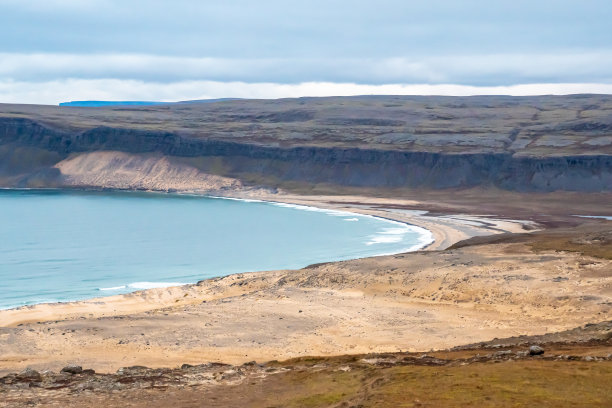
(55, 151), (241, 193)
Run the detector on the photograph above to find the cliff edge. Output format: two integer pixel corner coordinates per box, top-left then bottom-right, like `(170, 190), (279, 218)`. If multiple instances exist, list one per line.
(0, 95), (610, 192)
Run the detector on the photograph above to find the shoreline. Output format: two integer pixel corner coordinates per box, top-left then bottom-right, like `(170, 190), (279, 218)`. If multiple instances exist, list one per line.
(222, 191), (537, 251)
(0, 190), (609, 375)
(0, 188), (533, 316)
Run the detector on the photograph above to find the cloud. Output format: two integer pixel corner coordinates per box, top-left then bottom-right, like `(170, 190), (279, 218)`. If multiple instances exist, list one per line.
(0, 1), (610, 58)
(2, 79), (612, 105)
(0, 1), (610, 104)
(1, 52), (612, 86)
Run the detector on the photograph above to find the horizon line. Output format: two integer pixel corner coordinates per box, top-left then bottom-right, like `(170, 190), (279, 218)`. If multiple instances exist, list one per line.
(2, 81), (612, 106)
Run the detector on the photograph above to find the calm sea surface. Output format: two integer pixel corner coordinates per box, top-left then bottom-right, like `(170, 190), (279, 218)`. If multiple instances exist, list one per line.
(0, 190), (432, 309)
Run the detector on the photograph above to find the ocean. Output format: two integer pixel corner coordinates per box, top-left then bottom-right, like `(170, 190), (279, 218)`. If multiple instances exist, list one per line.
(0, 189), (432, 309)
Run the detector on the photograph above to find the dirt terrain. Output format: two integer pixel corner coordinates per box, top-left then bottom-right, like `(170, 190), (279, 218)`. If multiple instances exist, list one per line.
(2, 322), (611, 407)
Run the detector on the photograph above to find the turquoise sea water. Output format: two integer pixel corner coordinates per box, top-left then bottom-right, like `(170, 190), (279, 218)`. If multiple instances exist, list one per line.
(0, 190), (432, 310)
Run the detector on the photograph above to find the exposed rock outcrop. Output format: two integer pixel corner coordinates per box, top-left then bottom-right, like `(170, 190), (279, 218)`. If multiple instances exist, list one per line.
(0, 95), (611, 192)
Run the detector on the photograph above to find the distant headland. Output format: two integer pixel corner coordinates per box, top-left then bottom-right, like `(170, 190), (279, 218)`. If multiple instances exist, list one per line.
(59, 98), (241, 107)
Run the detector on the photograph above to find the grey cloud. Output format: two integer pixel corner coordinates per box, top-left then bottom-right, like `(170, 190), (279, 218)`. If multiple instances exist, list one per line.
(0, 0), (610, 102)
(0, 0), (610, 59)
(1, 52), (611, 86)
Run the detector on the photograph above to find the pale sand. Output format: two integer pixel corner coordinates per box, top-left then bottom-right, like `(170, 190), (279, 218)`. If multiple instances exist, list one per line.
(4, 193), (607, 376)
(224, 192), (537, 251)
(55, 151), (241, 192)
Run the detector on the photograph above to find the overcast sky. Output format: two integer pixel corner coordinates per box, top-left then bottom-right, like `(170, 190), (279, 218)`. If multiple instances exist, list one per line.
(1, 0), (611, 104)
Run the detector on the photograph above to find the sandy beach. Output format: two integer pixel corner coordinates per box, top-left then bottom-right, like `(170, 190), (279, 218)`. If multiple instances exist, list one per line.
(225, 192), (537, 250)
(0, 193), (531, 326)
(1, 192), (609, 376)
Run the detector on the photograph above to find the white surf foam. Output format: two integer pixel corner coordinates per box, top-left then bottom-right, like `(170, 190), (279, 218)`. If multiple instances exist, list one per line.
(99, 285), (127, 291)
(207, 195), (434, 254)
(270, 202), (358, 217)
(207, 195), (265, 203)
(366, 226), (410, 245)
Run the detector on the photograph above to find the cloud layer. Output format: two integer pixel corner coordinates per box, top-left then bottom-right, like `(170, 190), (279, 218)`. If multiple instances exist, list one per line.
(2, 52), (612, 86)
(0, 1), (611, 103)
(3, 79), (612, 106)
(2, 1), (610, 57)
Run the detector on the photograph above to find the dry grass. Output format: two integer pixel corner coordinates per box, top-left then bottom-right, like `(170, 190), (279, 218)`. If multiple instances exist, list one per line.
(10, 360), (608, 408)
(529, 229), (612, 260)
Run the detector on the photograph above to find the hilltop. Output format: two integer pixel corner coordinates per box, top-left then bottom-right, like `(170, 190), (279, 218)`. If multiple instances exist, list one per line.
(0, 95), (610, 192)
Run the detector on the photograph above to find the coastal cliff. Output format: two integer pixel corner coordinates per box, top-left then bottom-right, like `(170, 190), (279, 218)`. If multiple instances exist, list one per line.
(0, 95), (610, 192)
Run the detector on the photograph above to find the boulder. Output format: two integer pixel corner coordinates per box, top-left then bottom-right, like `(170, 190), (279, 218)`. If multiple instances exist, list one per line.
(61, 364), (83, 375)
(528, 345), (544, 356)
(16, 368), (42, 382)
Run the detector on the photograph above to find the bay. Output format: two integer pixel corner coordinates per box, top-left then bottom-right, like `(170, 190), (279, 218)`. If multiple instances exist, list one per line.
(0, 189), (432, 309)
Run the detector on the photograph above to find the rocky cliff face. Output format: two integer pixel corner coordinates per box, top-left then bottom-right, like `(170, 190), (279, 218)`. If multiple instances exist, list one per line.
(0, 96), (610, 192)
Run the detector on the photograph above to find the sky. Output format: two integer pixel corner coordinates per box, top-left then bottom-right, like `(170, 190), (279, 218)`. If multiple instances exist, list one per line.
(1, 0), (611, 104)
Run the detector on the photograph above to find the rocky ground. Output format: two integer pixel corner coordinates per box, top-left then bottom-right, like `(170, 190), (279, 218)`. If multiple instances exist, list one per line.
(2, 95), (611, 155)
(2, 322), (611, 407)
(1, 95), (611, 192)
